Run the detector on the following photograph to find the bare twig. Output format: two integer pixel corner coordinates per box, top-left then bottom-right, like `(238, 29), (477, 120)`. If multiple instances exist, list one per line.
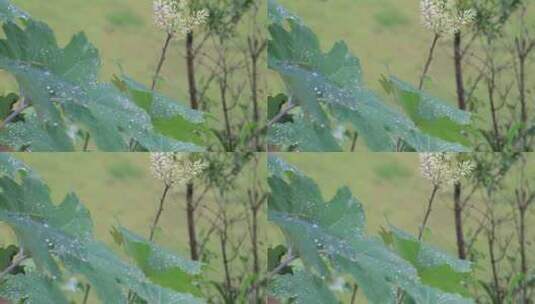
(248, 99), (297, 146)
(0, 98), (28, 130)
(248, 249), (297, 295)
(0, 249), (27, 280)
(418, 34), (440, 90)
(151, 33), (174, 90)
(418, 185), (439, 240)
(149, 184), (171, 241)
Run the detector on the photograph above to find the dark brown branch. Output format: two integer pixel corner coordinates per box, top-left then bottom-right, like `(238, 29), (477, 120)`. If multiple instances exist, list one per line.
(151, 33), (174, 90)
(149, 184), (171, 241)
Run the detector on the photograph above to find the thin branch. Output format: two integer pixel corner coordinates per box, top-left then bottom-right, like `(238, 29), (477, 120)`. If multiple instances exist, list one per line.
(0, 249), (27, 280)
(418, 185), (439, 240)
(149, 184), (171, 241)
(82, 284), (91, 304)
(151, 33), (174, 90)
(247, 249), (297, 296)
(0, 98), (28, 130)
(418, 34), (440, 90)
(350, 284), (359, 304)
(248, 99), (297, 147)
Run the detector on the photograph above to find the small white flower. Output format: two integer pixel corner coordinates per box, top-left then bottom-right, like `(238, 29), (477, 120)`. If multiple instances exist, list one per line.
(150, 153), (207, 186)
(419, 153), (474, 186)
(153, 0), (209, 35)
(67, 124), (79, 140)
(62, 277), (79, 292)
(329, 276), (346, 292)
(420, 0), (476, 35)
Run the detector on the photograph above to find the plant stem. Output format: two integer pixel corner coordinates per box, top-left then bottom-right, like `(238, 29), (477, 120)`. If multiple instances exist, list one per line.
(82, 284), (91, 304)
(0, 249), (26, 280)
(246, 100), (296, 149)
(186, 31), (199, 110)
(250, 100), (296, 144)
(184, 30), (200, 261)
(151, 33), (174, 90)
(252, 252), (296, 292)
(453, 182), (466, 259)
(218, 70), (233, 151)
(452, 31), (468, 263)
(248, 37), (266, 151)
(418, 34), (440, 90)
(350, 132), (358, 152)
(149, 184), (171, 241)
(83, 133), (90, 152)
(186, 182), (199, 260)
(350, 284), (358, 304)
(418, 185), (439, 241)
(398, 185), (439, 304)
(0, 98), (28, 130)
(454, 32), (466, 110)
(219, 227), (232, 291)
(396, 185), (439, 304)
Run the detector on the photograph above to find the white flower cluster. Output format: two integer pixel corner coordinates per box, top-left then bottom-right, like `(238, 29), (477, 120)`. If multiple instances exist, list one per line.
(150, 153), (208, 186)
(419, 153), (475, 187)
(153, 0), (209, 35)
(420, 0), (476, 35)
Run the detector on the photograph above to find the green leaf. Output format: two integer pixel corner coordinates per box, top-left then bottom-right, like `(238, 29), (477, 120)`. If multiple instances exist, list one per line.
(268, 156), (474, 304)
(113, 76), (208, 146)
(385, 226), (472, 297)
(0, 153), (30, 177)
(0, 244), (19, 272)
(112, 226), (202, 296)
(270, 270), (339, 304)
(0, 92), (17, 120)
(268, 245), (292, 275)
(0, 112), (75, 151)
(269, 117), (342, 151)
(0, 0), (29, 22)
(0, 273), (69, 304)
(381, 76), (472, 147)
(268, 93), (291, 122)
(267, 0), (301, 25)
(268, 0), (471, 152)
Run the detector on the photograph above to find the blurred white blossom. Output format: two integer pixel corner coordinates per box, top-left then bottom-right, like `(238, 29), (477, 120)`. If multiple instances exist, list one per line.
(419, 153), (474, 187)
(153, 0), (209, 35)
(62, 277), (79, 292)
(329, 276), (346, 292)
(420, 0), (476, 35)
(150, 153), (207, 186)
